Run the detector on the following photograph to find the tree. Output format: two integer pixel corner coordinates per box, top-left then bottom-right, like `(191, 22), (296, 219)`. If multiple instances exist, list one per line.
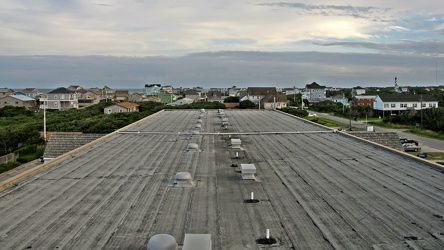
(239, 100), (256, 109)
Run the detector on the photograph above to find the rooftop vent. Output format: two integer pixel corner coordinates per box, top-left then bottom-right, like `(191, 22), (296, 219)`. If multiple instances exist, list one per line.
(198, 114), (204, 118)
(197, 119), (203, 124)
(240, 164), (256, 180)
(256, 229), (277, 245)
(230, 139), (241, 149)
(191, 130), (200, 135)
(174, 172), (195, 187)
(187, 143), (199, 151)
(183, 234), (211, 250)
(221, 117), (228, 123)
(147, 234), (177, 250)
(194, 124), (202, 128)
(200, 108), (205, 113)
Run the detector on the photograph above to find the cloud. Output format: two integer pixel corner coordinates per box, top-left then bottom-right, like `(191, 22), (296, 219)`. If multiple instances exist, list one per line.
(1, 52), (442, 90)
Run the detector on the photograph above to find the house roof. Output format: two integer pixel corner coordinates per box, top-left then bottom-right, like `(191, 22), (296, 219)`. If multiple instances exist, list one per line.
(305, 82), (325, 89)
(115, 90), (129, 96)
(247, 87), (277, 96)
(354, 95), (376, 99)
(47, 87), (74, 94)
(0, 88), (14, 93)
(23, 88), (38, 93)
(261, 93), (287, 103)
(1, 95), (35, 101)
(116, 102), (139, 109)
(378, 94), (438, 102)
(353, 86), (365, 90)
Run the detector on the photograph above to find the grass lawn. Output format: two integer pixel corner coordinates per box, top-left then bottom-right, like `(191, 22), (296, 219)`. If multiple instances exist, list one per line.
(369, 121), (444, 141)
(305, 116), (348, 128)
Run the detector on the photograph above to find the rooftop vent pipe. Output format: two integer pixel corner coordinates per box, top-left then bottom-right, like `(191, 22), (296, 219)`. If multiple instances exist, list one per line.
(147, 234), (177, 250)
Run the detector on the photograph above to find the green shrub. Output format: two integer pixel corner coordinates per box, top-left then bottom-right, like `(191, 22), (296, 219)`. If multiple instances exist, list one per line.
(0, 162), (21, 174)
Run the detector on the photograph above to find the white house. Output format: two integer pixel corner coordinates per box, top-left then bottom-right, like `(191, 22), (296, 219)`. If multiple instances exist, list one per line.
(104, 102), (139, 114)
(302, 82), (326, 103)
(41, 87), (78, 111)
(373, 94), (438, 116)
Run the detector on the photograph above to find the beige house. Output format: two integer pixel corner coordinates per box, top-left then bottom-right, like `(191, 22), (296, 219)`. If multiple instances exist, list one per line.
(0, 95), (36, 110)
(77, 89), (100, 108)
(0, 88), (14, 98)
(104, 102), (140, 114)
(42, 87), (78, 110)
(261, 93), (288, 110)
(115, 90), (129, 101)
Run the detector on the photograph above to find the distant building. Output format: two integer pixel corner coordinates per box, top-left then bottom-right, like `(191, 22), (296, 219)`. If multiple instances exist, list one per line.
(43, 87), (78, 110)
(0, 95), (36, 110)
(0, 88), (14, 97)
(240, 87), (277, 106)
(128, 93), (144, 102)
(145, 84), (161, 96)
(206, 91), (224, 103)
(67, 85), (84, 91)
(330, 95), (349, 107)
(184, 89), (201, 102)
(22, 88), (40, 98)
(261, 93), (288, 110)
(167, 98), (194, 106)
(353, 95), (376, 108)
(115, 90), (129, 102)
(77, 89), (100, 108)
(351, 86), (366, 97)
(104, 102), (140, 114)
(302, 82), (326, 103)
(373, 94), (438, 116)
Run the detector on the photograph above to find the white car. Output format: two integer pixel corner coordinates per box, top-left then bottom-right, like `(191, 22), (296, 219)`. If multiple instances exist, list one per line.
(402, 143), (421, 152)
(308, 113), (317, 117)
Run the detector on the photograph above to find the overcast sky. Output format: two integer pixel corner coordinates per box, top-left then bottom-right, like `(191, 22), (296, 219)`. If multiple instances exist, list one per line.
(1, 0), (443, 89)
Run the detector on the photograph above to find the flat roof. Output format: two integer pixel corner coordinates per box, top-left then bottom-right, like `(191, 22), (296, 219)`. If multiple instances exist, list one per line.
(1, 110), (444, 249)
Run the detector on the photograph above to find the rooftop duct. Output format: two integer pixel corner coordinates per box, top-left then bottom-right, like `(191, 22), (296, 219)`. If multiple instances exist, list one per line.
(240, 164), (256, 180)
(147, 234), (177, 250)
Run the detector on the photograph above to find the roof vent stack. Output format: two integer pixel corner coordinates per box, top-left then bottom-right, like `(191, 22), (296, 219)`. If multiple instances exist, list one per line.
(147, 234), (177, 250)
(256, 229), (277, 245)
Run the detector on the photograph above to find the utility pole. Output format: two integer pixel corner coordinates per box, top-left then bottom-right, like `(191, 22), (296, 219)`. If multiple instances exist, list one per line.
(420, 95), (423, 129)
(43, 95), (47, 141)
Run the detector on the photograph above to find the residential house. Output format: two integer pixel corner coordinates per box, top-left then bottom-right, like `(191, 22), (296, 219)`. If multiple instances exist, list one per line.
(184, 89), (201, 102)
(0, 88), (14, 97)
(128, 93), (144, 102)
(161, 85), (173, 94)
(373, 94), (438, 116)
(206, 91), (224, 103)
(0, 95), (36, 110)
(353, 95), (376, 107)
(167, 98), (194, 106)
(351, 86), (366, 97)
(145, 96), (161, 102)
(104, 102), (140, 114)
(115, 90), (129, 101)
(261, 93), (288, 110)
(103, 86), (113, 99)
(158, 91), (174, 104)
(228, 87), (238, 97)
(77, 89), (100, 108)
(330, 95), (349, 107)
(239, 87), (277, 107)
(302, 82), (326, 103)
(145, 84), (161, 96)
(22, 88), (40, 98)
(67, 85), (84, 92)
(42, 87), (78, 110)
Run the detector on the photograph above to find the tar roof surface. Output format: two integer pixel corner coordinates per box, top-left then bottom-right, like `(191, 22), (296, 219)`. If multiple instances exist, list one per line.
(1, 110), (444, 249)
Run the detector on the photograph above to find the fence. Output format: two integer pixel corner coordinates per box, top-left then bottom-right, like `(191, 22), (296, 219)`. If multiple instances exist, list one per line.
(0, 153), (19, 165)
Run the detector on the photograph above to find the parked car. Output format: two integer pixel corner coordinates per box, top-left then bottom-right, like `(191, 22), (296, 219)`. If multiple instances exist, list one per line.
(308, 113), (317, 117)
(402, 143), (421, 152)
(400, 138), (419, 145)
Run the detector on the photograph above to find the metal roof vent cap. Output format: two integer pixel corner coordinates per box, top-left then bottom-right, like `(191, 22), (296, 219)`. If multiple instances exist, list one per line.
(197, 119), (203, 124)
(194, 124), (202, 128)
(174, 172), (195, 187)
(191, 130), (200, 135)
(200, 108), (205, 113)
(147, 234), (177, 250)
(187, 143), (199, 151)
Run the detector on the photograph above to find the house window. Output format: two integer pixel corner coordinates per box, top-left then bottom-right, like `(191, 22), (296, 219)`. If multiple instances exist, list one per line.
(54, 102), (58, 106)
(119, 109), (123, 112)
(54, 95), (58, 99)
(15, 101), (19, 104)
(429, 103), (433, 108)
(422, 103), (426, 108)
(384, 104), (389, 108)
(433, 103), (437, 108)
(413, 103), (418, 108)
(108, 109), (112, 114)
(391, 104), (396, 108)
(400, 103), (407, 108)
(61, 94), (65, 99)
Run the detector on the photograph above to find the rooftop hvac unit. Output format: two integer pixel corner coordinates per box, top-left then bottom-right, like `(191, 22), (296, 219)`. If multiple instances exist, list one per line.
(230, 139), (241, 149)
(183, 234), (211, 250)
(147, 234), (177, 250)
(240, 164), (256, 180)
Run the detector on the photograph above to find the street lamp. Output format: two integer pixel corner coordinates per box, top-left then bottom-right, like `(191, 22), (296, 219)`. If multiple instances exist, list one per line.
(42, 95), (47, 141)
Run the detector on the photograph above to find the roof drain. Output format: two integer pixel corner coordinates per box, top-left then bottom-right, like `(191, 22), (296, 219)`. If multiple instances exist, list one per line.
(147, 234), (177, 250)
(256, 229), (277, 245)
